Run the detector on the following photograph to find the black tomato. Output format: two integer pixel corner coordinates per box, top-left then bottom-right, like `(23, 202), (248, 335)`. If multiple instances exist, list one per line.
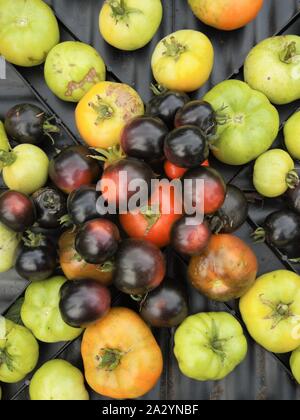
(171, 216), (212, 256)
(253, 210), (300, 258)
(49, 146), (101, 194)
(286, 184), (300, 214)
(32, 187), (67, 229)
(139, 277), (188, 328)
(210, 185), (248, 233)
(164, 126), (209, 168)
(15, 233), (57, 281)
(59, 279), (111, 328)
(121, 116), (168, 161)
(146, 90), (189, 128)
(0, 190), (36, 232)
(67, 185), (100, 226)
(113, 238), (166, 295)
(75, 219), (120, 264)
(4, 103), (59, 144)
(182, 167), (226, 215)
(175, 100), (217, 136)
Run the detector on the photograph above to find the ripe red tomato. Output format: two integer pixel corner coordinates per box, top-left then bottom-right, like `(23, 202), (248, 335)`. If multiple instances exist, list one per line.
(164, 159), (209, 180)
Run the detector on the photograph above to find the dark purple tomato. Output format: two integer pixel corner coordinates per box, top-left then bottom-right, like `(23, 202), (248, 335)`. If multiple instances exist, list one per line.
(49, 146), (101, 194)
(59, 279), (111, 328)
(210, 185), (248, 234)
(5, 103), (59, 144)
(121, 116), (168, 161)
(182, 167), (226, 215)
(113, 238), (166, 295)
(286, 184), (300, 214)
(253, 210), (300, 258)
(175, 100), (217, 136)
(146, 91), (190, 128)
(32, 187), (67, 229)
(164, 126), (209, 168)
(171, 216), (211, 256)
(140, 277), (188, 328)
(67, 185), (100, 226)
(75, 219), (120, 264)
(0, 190), (36, 232)
(101, 158), (155, 210)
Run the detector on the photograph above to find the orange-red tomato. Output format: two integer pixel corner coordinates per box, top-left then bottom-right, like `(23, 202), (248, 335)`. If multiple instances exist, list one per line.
(164, 159), (209, 180)
(188, 0), (264, 31)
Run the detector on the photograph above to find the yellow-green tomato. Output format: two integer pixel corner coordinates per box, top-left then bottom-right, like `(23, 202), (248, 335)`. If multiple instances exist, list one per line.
(284, 111), (300, 160)
(29, 359), (89, 400)
(0, 318), (39, 383)
(44, 41), (106, 102)
(0, 222), (20, 273)
(0, 122), (10, 152)
(0, 0), (59, 67)
(253, 149), (297, 198)
(240, 270), (300, 354)
(244, 35), (300, 105)
(290, 347), (300, 384)
(174, 312), (247, 381)
(21, 276), (83, 343)
(1, 144), (49, 195)
(99, 0), (163, 51)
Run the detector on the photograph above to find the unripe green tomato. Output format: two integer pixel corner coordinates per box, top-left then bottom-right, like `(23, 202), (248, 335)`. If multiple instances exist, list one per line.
(0, 222), (20, 273)
(284, 111), (300, 160)
(290, 347), (300, 384)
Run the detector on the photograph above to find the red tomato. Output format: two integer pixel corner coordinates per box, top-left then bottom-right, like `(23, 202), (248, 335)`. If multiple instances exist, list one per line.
(164, 159), (209, 180)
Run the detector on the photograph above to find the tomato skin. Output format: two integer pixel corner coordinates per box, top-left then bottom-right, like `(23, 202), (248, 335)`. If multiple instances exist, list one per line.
(175, 100), (217, 136)
(240, 270), (300, 353)
(0, 121), (10, 151)
(164, 159), (209, 180)
(188, 234), (258, 302)
(0, 222), (20, 273)
(290, 348), (300, 384)
(284, 111), (300, 160)
(32, 187), (67, 229)
(75, 82), (144, 149)
(152, 30), (214, 92)
(171, 217), (211, 256)
(0, 190), (36, 232)
(81, 307), (163, 399)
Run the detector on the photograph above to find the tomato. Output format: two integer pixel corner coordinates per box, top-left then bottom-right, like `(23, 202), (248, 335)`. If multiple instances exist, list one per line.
(0, 190), (36, 232)
(290, 348), (300, 384)
(29, 360), (89, 400)
(203, 80), (279, 165)
(21, 276), (83, 343)
(99, 0), (163, 51)
(81, 307), (163, 399)
(188, 234), (258, 302)
(174, 100), (217, 136)
(240, 270), (300, 353)
(0, 0), (59, 67)
(45, 41), (106, 102)
(67, 185), (100, 226)
(171, 217), (211, 256)
(0, 318), (39, 383)
(119, 185), (183, 248)
(0, 222), (21, 273)
(75, 82), (144, 149)
(287, 183), (300, 215)
(0, 144), (49, 195)
(151, 30), (214, 92)
(253, 149), (298, 198)
(164, 159), (209, 180)
(174, 312), (247, 381)
(284, 111), (300, 160)
(244, 35), (300, 105)
(59, 230), (114, 286)
(33, 187), (67, 229)
(188, 0), (264, 31)
(0, 121), (10, 152)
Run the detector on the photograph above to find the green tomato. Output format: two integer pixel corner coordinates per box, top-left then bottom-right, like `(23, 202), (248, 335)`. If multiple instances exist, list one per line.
(0, 318), (39, 383)
(174, 312), (247, 381)
(29, 359), (89, 400)
(44, 41), (106, 103)
(203, 80), (279, 165)
(99, 0), (163, 51)
(21, 276), (83, 343)
(0, 222), (20, 273)
(290, 347), (300, 384)
(284, 111), (300, 160)
(0, 144), (49, 195)
(0, 0), (59, 67)
(0, 121), (10, 152)
(244, 35), (300, 105)
(253, 149), (297, 198)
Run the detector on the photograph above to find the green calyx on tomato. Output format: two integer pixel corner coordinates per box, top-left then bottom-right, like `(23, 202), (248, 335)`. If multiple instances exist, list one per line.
(162, 36), (187, 61)
(97, 348), (125, 371)
(89, 95), (115, 124)
(259, 296), (294, 330)
(107, 0), (141, 23)
(140, 205), (160, 234)
(279, 41), (300, 64)
(91, 144), (126, 165)
(203, 80), (279, 165)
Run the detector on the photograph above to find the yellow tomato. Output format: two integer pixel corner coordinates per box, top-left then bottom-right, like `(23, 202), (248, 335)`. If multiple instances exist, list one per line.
(151, 30), (214, 92)
(240, 270), (300, 354)
(75, 82), (144, 149)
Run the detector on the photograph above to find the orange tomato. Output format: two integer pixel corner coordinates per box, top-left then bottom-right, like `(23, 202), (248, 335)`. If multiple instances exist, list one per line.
(81, 307), (163, 399)
(188, 0), (264, 31)
(75, 82), (144, 149)
(164, 159), (209, 180)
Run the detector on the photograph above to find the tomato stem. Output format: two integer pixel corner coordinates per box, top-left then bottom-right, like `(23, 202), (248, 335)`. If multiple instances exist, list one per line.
(59, 214), (74, 229)
(0, 149), (16, 167)
(162, 36), (187, 61)
(251, 227), (266, 243)
(88, 95), (114, 125)
(141, 205), (160, 234)
(286, 170), (299, 189)
(43, 121), (60, 135)
(150, 83), (168, 96)
(97, 348), (125, 371)
(97, 259), (115, 273)
(260, 294), (294, 329)
(89, 144), (126, 165)
(22, 231), (45, 248)
(107, 0), (141, 22)
(279, 41), (299, 64)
